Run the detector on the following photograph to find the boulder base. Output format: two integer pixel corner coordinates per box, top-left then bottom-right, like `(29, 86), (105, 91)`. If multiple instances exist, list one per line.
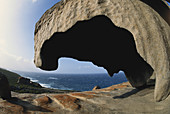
(0, 72), (11, 100)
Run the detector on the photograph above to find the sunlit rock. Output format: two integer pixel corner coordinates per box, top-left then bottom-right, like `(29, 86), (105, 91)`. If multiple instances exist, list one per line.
(34, 0), (170, 101)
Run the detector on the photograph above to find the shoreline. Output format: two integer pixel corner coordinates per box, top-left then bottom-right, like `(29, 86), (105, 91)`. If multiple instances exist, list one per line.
(15, 71), (127, 92)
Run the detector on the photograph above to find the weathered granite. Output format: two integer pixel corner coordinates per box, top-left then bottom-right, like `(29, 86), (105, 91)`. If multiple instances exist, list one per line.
(34, 0), (170, 102)
(140, 0), (170, 25)
(0, 72), (11, 100)
(0, 82), (170, 114)
(17, 76), (42, 88)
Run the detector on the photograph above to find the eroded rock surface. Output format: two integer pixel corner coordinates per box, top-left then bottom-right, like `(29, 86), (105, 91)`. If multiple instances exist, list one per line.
(0, 82), (170, 114)
(34, 0), (170, 101)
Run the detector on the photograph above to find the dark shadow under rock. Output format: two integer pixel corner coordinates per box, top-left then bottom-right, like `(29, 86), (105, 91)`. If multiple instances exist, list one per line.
(113, 84), (155, 99)
(7, 97), (52, 113)
(40, 15), (154, 88)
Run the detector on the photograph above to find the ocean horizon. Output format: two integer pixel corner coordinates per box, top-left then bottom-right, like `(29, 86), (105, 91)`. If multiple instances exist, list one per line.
(15, 71), (128, 91)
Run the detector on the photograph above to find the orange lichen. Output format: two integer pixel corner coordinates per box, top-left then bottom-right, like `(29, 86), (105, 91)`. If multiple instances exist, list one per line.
(94, 82), (131, 91)
(34, 96), (50, 106)
(70, 92), (97, 99)
(51, 94), (80, 111)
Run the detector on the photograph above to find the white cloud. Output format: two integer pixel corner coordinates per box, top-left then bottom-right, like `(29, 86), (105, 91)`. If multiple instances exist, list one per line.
(32, 0), (38, 3)
(0, 0), (106, 74)
(0, 0), (35, 72)
(0, 48), (36, 72)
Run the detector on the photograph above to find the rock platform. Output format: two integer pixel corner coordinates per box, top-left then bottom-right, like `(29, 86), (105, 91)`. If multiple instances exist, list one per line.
(0, 82), (170, 114)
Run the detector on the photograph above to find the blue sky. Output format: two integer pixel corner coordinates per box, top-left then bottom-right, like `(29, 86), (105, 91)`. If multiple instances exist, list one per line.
(0, 0), (106, 73)
(0, 0), (169, 73)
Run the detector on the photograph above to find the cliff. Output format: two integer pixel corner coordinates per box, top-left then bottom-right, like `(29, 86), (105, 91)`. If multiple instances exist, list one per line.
(0, 68), (74, 94)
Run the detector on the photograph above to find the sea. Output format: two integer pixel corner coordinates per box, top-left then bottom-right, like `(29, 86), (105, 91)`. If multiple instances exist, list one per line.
(15, 71), (128, 91)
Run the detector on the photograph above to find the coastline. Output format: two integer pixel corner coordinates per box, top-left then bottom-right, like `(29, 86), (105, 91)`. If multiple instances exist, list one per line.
(15, 71), (128, 92)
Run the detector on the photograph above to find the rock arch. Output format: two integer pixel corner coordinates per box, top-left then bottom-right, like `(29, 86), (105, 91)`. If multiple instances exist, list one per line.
(40, 15), (154, 88)
(34, 0), (170, 101)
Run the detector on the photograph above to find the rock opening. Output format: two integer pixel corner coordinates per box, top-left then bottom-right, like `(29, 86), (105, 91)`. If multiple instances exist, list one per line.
(40, 15), (154, 88)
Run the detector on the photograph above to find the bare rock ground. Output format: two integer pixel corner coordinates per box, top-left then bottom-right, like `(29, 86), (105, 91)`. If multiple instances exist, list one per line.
(0, 82), (169, 114)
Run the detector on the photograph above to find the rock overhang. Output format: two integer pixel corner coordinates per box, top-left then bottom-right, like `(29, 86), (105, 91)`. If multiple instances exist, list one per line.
(34, 0), (170, 102)
(39, 15), (154, 88)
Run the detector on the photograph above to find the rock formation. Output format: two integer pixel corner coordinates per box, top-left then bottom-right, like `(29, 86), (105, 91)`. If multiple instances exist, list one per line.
(140, 0), (170, 25)
(17, 77), (30, 85)
(92, 86), (101, 91)
(17, 77), (42, 88)
(0, 72), (11, 100)
(34, 0), (170, 102)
